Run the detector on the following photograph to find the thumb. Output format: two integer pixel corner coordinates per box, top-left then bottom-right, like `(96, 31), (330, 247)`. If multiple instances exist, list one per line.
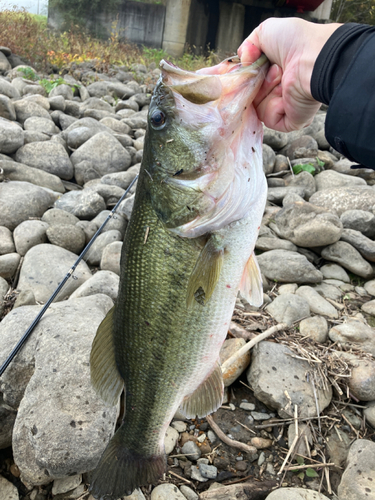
(238, 32), (262, 64)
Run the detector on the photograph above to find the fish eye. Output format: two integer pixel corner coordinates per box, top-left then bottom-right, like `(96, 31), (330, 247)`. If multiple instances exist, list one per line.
(150, 109), (166, 129)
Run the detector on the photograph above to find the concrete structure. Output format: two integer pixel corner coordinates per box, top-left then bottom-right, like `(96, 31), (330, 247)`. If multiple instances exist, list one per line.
(48, 0), (334, 58)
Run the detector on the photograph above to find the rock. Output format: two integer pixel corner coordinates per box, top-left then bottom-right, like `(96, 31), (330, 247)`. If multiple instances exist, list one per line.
(267, 186), (306, 204)
(309, 187), (375, 217)
(46, 224), (86, 254)
(100, 116), (131, 134)
(124, 489), (147, 500)
(0, 181), (55, 230)
(338, 439), (375, 500)
(315, 170), (367, 191)
(10, 295), (118, 485)
(42, 208), (80, 226)
(49, 83), (74, 100)
(13, 289), (36, 309)
(24, 116), (59, 136)
(80, 97), (114, 115)
(0, 226), (15, 254)
(274, 201), (342, 247)
(13, 220), (49, 256)
(338, 353), (375, 401)
(329, 321), (375, 355)
(247, 341), (332, 418)
(17, 244), (91, 303)
(89, 183), (126, 205)
(151, 484), (187, 500)
(299, 316), (328, 343)
(0, 78), (20, 98)
(250, 437), (273, 449)
(199, 463), (217, 479)
(263, 144), (276, 174)
(0, 253), (20, 279)
(320, 263), (350, 282)
(288, 423), (312, 457)
(15, 141), (73, 180)
(220, 338), (250, 386)
(263, 126), (288, 150)
(179, 485), (198, 500)
(257, 250), (323, 284)
(341, 209), (375, 239)
(285, 135), (318, 160)
(285, 171), (316, 199)
(326, 428), (351, 469)
(191, 465), (208, 482)
(100, 241), (123, 275)
(119, 193), (135, 220)
(313, 282), (343, 301)
(102, 168), (139, 190)
(364, 401), (375, 428)
(266, 293), (310, 326)
(0, 119), (24, 153)
(341, 228), (375, 262)
(54, 189), (106, 220)
(181, 440), (201, 461)
(13, 99), (51, 124)
(84, 230), (122, 266)
(364, 280), (375, 296)
(361, 299), (375, 316)
(0, 476), (19, 500)
(71, 132), (131, 185)
(255, 237), (297, 252)
(89, 211), (127, 238)
(1, 159), (65, 193)
(49, 95), (66, 111)
(321, 241), (374, 279)
(23, 130), (50, 144)
(296, 286), (338, 318)
(265, 488), (330, 500)
(0, 51), (12, 72)
(52, 475), (82, 495)
(164, 426), (179, 455)
(0, 95), (16, 120)
(69, 270), (119, 301)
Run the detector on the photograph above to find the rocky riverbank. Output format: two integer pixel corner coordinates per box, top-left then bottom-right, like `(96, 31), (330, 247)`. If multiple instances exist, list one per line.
(0, 46), (375, 500)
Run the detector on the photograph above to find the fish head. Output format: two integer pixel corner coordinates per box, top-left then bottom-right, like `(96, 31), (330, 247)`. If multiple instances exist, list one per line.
(142, 55), (269, 237)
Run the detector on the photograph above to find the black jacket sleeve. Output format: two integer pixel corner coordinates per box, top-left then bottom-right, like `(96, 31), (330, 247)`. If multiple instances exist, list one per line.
(311, 23), (375, 169)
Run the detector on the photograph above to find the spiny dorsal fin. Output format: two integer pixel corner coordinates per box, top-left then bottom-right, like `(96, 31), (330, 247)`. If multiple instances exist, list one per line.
(239, 251), (263, 307)
(186, 237), (224, 308)
(90, 306), (124, 406)
(179, 362), (224, 419)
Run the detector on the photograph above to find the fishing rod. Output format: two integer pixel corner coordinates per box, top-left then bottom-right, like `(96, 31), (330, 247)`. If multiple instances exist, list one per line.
(0, 174), (139, 378)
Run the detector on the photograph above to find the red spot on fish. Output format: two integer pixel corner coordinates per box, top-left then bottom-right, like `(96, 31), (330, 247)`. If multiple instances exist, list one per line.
(257, 226), (260, 230)
(226, 284), (231, 288)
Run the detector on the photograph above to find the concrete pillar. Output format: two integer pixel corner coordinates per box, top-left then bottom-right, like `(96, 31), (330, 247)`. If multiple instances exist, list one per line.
(162, 0), (192, 57)
(216, 2), (245, 57)
(312, 0), (333, 20)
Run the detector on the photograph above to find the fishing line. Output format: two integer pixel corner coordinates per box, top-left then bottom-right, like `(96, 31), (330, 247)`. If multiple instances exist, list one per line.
(0, 175), (139, 378)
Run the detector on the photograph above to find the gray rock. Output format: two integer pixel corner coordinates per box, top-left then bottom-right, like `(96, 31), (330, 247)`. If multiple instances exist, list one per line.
(151, 484), (187, 500)
(364, 401), (375, 428)
(0, 181), (55, 231)
(0, 119), (24, 153)
(320, 263), (350, 282)
(326, 428), (351, 469)
(23, 94), (50, 110)
(181, 440), (201, 461)
(0, 226), (15, 254)
(0, 77), (21, 98)
(340, 209), (375, 239)
(309, 187), (375, 217)
(164, 426), (179, 455)
(0, 476), (19, 500)
(116, 98), (139, 112)
(179, 485), (198, 500)
(266, 293), (310, 326)
(101, 168), (139, 189)
(13, 289), (36, 309)
(329, 320), (375, 356)
(282, 191), (306, 206)
(46, 224), (86, 254)
(257, 250), (323, 284)
(361, 299), (375, 316)
(296, 286), (338, 318)
(52, 475), (82, 495)
(108, 82), (135, 99)
(0, 95), (16, 120)
(84, 230), (123, 266)
(0, 253), (20, 279)
(69, 270), (119, 301)
(337, 352), (375, 401)
(191, 465), (208, 482)
(274, 154), (289, 173)
(15, 141), (73, 180)
(13, 220), (49, 256)
(119, 193), (135, 221)
(263, 126), (288, 150)
(341, 228), (375, 262)
(265, 488), (330, 500)
(247, 341), (332, 418)
(49, 83), (74, 100)
(285, 135), (318, 160)
(100, 241), (123, 275)
(199, 463), (217, 479)
(17, 244), (91, 302)
(338, 439), (375, 500)
(89, 210), (127, 238)
(274, 201), (342, 247)
(267, 186), (305, 204)
(124, 489), (147, 500)
(262, 144), (275, 174)
(285, 171), (316, 199)
(313, 282), (343, 301)
(80, 97), (114, 114)
(288, 423), (312, 457)
(321, 241), (374, 279)
(299, 316), (328, 343)
(13, 99), (51, 124)
(100, 116), (131, 134)
(86, 81), (110, 98)
(364, 280), (375, 296)
(24, 116), (59, 135)
(24, 130), (50, 144)
(89, 183), (126, 205)
(48, 95), (66, 111)
(54, 189), (106, 220)
(11, 295), (117, 485)
(255, 237), (297, 252)
(315, 170), (369, 192)
(42, 208), (80, 226)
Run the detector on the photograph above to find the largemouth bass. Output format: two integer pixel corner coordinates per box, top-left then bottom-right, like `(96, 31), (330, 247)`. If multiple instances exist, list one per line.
(89, 54), (269, 499)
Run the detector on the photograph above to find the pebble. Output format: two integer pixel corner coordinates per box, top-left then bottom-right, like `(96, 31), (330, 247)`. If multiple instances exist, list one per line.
(171, 420), (187, 433)
(179, 485), (198, 500)
(199, 463), (217, 479)
(239, 402), (256, 411)
(258, 452), (266, 466)
(151, 484), (187, 500)
(0, 475), (19, 500)
(299, 316), (328, 343)
(296, 286), (338, 318)
(0, 226), (15, 254)
(52, 475), (82, 495)
(250, 411), (272, 421)
(164, 426), (179, 455)
(265, 487), (330, 500)
(320, 263), (350, 282)
(266, 292), (310, 326)
(181, 441), (201, 461)
(250, 437), (273, 449)
(338, 439), (375, 500)
(207, 430), (217, 443)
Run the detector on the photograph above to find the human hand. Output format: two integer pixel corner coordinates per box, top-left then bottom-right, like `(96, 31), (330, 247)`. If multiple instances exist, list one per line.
(238, 18), (341, 132)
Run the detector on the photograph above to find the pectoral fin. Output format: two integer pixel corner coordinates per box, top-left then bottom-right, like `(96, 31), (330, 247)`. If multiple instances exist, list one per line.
(187, 237), (224, 307)
(239, 252), (263, 307)
(90, 306), (124, 406)
(179, 362), (224, 419)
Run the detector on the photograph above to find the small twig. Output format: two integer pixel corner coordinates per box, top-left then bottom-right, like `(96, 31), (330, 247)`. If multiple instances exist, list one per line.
(206, 415), (257, 455)
(278, 405), (299, 475)
(321, 453), (332, 494)
(283, 462), (335, 472)
(239, 380), (253, 391)
(342, 413), (360, 439)
(221, 323), (287, 374)
(168, 470), (192, 484)
(334, 425), (343, 442)
(326, 297), (345, 310)
(234, 419), (257, 435)
(222, 474), (253, 485)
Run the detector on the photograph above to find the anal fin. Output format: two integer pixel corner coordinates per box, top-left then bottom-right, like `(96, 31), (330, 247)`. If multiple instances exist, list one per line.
(179, 362), (224, 419)
(239, 251), (263, 307)
(90, 306), (124, 406)
(187, 236), (224, 307)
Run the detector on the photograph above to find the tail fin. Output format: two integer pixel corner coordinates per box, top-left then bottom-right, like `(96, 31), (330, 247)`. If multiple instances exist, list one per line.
(89, 425), (166, 500)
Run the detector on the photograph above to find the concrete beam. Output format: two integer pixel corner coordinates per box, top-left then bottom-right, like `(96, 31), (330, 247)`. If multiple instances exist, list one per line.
(162, 0), (192, 57)
(216, 2), (245, 56)
(312, 0), (333, 20)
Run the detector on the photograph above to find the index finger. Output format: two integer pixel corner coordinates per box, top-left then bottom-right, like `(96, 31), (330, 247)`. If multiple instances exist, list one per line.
(238, 37), (262, 64)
